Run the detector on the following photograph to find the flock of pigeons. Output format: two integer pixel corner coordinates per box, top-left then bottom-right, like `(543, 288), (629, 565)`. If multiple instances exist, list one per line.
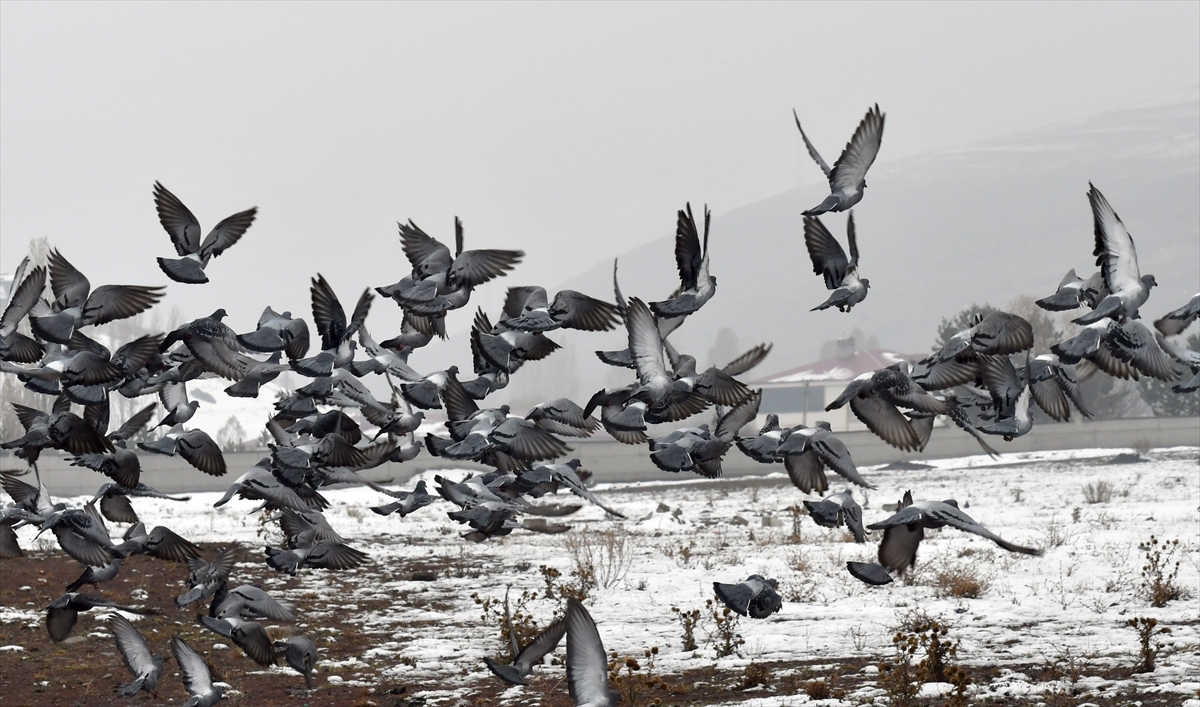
(1, 104), (1198, 705)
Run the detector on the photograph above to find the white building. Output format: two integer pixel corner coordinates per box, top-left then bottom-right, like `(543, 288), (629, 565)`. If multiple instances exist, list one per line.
(749, 341), (922, 433)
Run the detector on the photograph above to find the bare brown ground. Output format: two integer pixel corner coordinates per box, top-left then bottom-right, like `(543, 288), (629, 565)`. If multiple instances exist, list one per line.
(0, 549), (1190, 707)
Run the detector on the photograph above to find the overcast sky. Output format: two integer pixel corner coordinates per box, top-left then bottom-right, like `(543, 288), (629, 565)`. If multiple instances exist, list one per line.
(2, 2), (1198, 335)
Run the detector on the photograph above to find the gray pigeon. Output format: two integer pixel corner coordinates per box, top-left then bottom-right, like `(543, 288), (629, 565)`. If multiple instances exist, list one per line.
(805, 213), (869, 312)
(933, 310), (1034, 362)
(975, 354), (1034, 441)
(176, 548), (236, 608)
(273, 635), (319, 688)
(46, 592), (156, 642)
(198, 614), (274, 666)
(795, 105), (885, 216)
(0, 262), (46, 363)
(1036, 269), (1106, 312)
(864, 493), (1042, 579)
(138, 425), (226, 476)
(484, 591), (567, 685)
(1021, 354), (1091, 422)
(291, 274), (372, 377)
(211, 584), (297, 623)
(1074, 183), (1157, 325)
(109, 613), (164, 697)
(776, 421), (874, 493)
(501, 285), (621, 333)
(1053, 319), (1177, 382)
(170, 635), (226, 707)
(825, 365), (948, 453)
(803, 490), (867, 543)
(713, 575), (782, 618)
(160, 310), (248, 381)
(29, 249), (164, 344)
(1155, 294), (1200, 337)
(154, 181), (257, 284)
(370, 479), (438, 517)
(1157, 333), (1200, 393)
(650, 204), (716, 318)
(237, 306), (311, 360)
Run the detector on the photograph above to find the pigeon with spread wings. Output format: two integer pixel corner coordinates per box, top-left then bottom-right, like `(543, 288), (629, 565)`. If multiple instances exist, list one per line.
(804, 213), (869, 312)
(795, 104), (885, 216)
(154, 181), (257, 284)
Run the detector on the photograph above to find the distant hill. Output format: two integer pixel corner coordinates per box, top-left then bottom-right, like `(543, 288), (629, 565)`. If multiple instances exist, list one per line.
(554, 92), (1199, 387)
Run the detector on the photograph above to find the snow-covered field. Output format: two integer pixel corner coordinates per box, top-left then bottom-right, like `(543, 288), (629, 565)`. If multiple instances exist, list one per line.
(5, 446), (1199, 705)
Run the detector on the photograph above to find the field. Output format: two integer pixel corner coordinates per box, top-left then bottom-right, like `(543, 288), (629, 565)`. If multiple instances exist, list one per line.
(1, 446), (1198, 707)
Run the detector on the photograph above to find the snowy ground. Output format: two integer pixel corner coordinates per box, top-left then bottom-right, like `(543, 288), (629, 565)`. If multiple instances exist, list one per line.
(4, 446), (1199, 706)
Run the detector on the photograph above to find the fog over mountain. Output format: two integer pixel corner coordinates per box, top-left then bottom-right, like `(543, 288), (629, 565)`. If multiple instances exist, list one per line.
(454, 91), (1198, 408)
(576, 94), (1197, 364)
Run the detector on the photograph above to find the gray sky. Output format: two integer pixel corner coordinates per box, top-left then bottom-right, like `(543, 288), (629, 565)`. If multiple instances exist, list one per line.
(2, 2), (1198, 337)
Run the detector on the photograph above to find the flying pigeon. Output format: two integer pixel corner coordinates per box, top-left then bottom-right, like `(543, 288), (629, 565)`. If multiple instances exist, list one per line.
(713, 575), (783, 618)
(1074, 183), (1157, 325)
(153, 181), (257, 284)
(795, 104), (885, 216)
(804, 213), (869, 312)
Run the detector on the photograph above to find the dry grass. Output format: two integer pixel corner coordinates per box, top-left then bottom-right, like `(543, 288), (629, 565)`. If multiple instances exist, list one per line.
(563, 526), (636, 589)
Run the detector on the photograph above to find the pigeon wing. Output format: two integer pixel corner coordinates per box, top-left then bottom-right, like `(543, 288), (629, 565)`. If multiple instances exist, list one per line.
(170, 635), (215, 698)
(310, 274), (348, 350)
(849, 395), (921, 451)
(673, 204), (703, 291)
(199, 207), (257, 260)
(513, 614), (567, 674)
(449, 249), (524, 289)
(565, 598), (612, 707)
(154, 182), (203, 256)
(877, 523), (924, 574)
(793, 109), (832, 177)
(551, 290), (621, 332)
(803, 216), (848, 289)
(1088, 183), (1141, 294)
(829, 104), (885, 194)
(110, 614), (157, 681)
(398, 220), (452, 272)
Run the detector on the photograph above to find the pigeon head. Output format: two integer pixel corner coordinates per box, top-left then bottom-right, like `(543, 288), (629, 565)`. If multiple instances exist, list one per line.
(860, 278), (871, 289)
(1142, 274), (1158, 288)
(211, 309), (228, 320)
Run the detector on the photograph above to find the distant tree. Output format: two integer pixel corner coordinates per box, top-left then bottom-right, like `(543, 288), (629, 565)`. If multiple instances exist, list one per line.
(217, 415), (247, 453)
(707, 327), (739, 369)
(1006, 295), (1068, 355)
(932, 303), (997, 353)
(818, 328), (881, 360)
(1140, 333), (1199, 418)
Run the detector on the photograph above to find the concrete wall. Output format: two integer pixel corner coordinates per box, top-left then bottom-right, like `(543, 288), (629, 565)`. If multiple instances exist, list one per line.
(7, 416), (1198, 496)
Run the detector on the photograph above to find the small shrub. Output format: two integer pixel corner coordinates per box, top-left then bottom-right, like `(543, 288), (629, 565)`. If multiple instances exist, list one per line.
(1082, 480), (1114, 504)
(1043, 519), (1073, 548)
(1127, 616), (1171, 672)
(804, 678), (831, 699)
(787, 504), (804, 543)
(608, 646), (662, 703)
(563, 527), (634, 590)
(539, 563), (592, 603)
(705, 599), (744, 658)
(881, 612), (971, 705)
(671, 606), (701, 652)
(738, 661), (772, 690)
(877, 630), (921, 707)
(935, 566), (988, 599)
(1139, 536), (1188, 607)
(472, 588), (541, 662)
